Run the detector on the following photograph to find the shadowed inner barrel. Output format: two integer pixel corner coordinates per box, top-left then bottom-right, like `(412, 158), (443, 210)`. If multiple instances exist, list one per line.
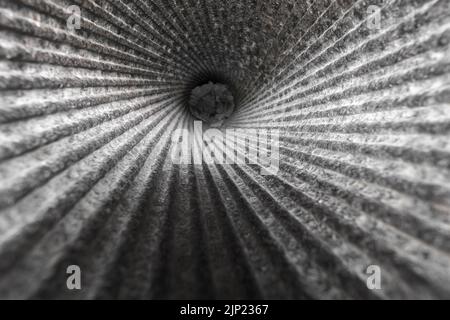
(189, 82), (235, 127)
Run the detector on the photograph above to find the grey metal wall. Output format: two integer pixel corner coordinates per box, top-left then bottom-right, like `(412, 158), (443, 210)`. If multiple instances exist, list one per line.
(0, 0), (449, 299)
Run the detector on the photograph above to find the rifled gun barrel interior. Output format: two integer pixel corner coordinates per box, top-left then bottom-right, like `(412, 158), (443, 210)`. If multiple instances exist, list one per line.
(0, 0), (449, 300)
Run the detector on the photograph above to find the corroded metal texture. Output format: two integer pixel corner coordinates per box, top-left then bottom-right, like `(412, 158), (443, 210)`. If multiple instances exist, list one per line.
(0, 0), (449, 299)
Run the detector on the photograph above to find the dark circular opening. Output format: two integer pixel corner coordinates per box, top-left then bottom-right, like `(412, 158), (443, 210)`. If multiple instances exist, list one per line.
(188, 82), (236, 127)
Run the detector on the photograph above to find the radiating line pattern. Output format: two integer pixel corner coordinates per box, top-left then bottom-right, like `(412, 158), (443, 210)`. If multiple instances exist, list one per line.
(0, 0), (449, 299)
